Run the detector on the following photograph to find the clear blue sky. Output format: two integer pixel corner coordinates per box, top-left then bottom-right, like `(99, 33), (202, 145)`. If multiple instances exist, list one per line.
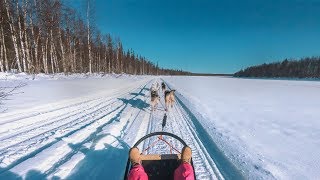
(68, 0), (320, 74)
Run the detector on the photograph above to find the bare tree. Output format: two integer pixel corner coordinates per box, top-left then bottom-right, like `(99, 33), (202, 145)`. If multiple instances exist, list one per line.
(4, 0), (22, 72)
(0, 0), (189, 76)
(86, 0), (92, 73)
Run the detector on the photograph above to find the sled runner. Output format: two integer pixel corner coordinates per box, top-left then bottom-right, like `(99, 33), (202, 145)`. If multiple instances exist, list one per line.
(123, 132), (196, 180)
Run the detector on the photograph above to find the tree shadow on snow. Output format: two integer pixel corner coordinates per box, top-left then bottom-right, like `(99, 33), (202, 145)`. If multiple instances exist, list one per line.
(0, 135), (130, 180)
(0, 168), (50, 180)
(67, 136), (130, 180)
(118, 98), (149, 111)
(0, 168), (22, 180)
(25, 170), (47, 180)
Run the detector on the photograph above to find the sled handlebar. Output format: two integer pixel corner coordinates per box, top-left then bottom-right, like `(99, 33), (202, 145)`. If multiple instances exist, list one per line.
(124, 132), (194, 180)
(133, 131), (187, 147)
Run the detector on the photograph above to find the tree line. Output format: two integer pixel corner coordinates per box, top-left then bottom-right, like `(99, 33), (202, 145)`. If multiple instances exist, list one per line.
(0, 0), (189, 75)
(234, 57), (320, 78)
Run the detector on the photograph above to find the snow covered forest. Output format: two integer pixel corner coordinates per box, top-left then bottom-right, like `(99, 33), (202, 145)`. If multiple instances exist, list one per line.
(234, 57), (320, 78)
(0, 0), (188, 75)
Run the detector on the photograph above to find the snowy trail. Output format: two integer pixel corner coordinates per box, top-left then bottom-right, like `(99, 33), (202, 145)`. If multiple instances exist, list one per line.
(0, 77), (240, 179)
(143, 80), (241, 180)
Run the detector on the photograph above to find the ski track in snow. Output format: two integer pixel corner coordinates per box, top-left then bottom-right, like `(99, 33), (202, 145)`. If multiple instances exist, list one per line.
(0, 78), (232, 179)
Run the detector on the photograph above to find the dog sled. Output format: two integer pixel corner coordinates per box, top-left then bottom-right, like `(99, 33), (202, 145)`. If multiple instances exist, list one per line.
(123, 132), (196, 180)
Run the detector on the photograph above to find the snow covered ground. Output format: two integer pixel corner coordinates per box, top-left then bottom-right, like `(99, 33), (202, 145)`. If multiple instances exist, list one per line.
(0, 73), (226, 180)
(1, 73), (319, 180)
(0, 73), (142, 112)
(164, 76), (320, 179)
(0, 73), (153, 179)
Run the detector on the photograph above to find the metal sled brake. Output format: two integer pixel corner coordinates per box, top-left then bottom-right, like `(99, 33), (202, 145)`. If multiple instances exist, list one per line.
(124, 132), (196, 180)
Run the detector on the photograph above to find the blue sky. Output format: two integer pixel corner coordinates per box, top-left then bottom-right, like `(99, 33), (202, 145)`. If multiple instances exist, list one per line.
(68, 0), (320, 73)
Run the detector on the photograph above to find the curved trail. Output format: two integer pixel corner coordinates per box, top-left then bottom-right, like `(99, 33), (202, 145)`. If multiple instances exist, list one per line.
(0, 78), (239, 179)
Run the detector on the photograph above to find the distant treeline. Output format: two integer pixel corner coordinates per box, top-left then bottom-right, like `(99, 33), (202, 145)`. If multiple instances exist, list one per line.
(234, 57), (320, 78)
(190, 73), (232, 76)
(0, 0), (189, 75)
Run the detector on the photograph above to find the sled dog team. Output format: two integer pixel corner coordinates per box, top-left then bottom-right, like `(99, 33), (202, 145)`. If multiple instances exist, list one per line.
(150, 82), (176, 111)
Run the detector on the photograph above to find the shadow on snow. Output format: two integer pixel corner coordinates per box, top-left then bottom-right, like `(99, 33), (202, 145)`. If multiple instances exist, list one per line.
(118, 98), (149, 111)
(67, 136), (130, 180)
(0, 168), (52, 180)
(130, 92), (146, 97)
(0, 136), (130, 180)
(0, 85), (150, 180)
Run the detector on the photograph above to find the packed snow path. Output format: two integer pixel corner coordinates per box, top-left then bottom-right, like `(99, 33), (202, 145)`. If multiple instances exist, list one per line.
(0, 78), (242, 180)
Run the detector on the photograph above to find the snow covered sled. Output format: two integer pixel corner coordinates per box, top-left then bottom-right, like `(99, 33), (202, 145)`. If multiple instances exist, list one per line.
(123, 132), (196, 180)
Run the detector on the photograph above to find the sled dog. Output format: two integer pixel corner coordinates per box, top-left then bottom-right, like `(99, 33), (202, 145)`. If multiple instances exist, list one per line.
(164, 90), (175, 111)
(150, 89), (160, 111)
(161, 82), (166, 92)
(150, 83), (160, 111)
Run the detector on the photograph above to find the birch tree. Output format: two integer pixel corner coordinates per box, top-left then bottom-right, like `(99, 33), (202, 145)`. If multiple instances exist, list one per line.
(4, 0), (22, 72)
(87, 0), (92, 73)
(0, 0), (189, 76)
